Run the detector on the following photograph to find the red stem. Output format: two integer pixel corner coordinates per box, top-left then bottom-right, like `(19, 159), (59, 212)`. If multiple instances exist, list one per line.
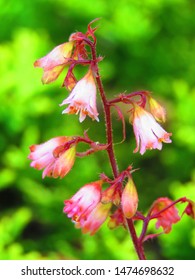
(108, 91), (148, 105)
(126, 219), (146, 260)
(90, 42), (119, 178)
(89, 40), (146, 260)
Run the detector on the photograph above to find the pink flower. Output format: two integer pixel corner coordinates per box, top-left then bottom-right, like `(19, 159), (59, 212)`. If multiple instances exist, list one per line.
(64, 180), (111, 235)
(28, 136), (76, 178)
(75, 202), (112, 235)
(60, 69), (99, 122)
(64, 181), (102, 222)
(121, 177), (138, 219)
(132, 104), (172, 155)
(34, 41), (74, 84)
(150, 197), (180, 233)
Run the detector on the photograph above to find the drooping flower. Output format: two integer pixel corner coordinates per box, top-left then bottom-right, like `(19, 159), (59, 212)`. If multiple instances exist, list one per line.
(148, 96), (166, 123)
(64, 181), (102, 222)
(121, 177), (138, 219)
(28, 136), (76, 178)
(132, 104), (172, 155)
(150, 197), (180, 233)
(34, 41), (74, 84)
(75, 202), (112, 235)
(60, 69), (99, 122)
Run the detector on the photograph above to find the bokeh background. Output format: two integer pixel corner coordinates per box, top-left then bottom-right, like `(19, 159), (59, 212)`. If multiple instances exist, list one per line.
(0, 0), (195, 260)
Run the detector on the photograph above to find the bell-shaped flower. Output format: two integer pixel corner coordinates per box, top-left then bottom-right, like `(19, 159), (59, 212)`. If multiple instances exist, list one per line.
(148, 96), (166, 123)
(75, 202), (112, 235)
(150, 197), (180, 233)
(64, 181), (102, 222)
(132, 104), (172, 155)
(121, 177), (138, 219)
(60, 69), (99, 122)
(34, 41), (74, 84)
(28, 136), (76, 179)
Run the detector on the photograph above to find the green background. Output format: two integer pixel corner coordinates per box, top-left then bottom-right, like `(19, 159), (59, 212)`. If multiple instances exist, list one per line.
(0, 0), (195, 260)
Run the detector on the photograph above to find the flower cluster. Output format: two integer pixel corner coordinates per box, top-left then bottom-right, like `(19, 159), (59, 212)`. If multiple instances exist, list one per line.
(34, 26), (99, 123)
(28, 20), (194, 258)
(63, 176), (138, 235)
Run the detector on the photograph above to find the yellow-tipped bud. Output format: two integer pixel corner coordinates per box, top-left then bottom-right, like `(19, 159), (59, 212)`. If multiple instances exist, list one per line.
(148, 97), (166, 123)
(121, 177), (138, 219)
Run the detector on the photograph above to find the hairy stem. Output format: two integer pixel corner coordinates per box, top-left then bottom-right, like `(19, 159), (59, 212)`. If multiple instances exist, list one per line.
(90, 40), (146, 260)
(126, 219), (146, 260)
(90, 43), (118, 178)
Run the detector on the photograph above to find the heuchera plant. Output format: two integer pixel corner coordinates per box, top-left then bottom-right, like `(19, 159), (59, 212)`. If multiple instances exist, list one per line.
(29, 20), (195, 259)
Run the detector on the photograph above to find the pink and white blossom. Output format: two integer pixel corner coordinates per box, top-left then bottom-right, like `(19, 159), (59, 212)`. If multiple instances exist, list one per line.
(64, 181), (102, 222)
(60, 69), (99, 122)
(75, 202), (112, 235)
(28, 136), (76, 178)
(34, 41), (74, 84)
(64, 180), (111, 235)
(132, 104), (172, 155)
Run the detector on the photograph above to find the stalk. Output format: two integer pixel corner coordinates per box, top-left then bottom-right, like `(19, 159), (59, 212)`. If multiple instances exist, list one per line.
(89, 40), (146, 260)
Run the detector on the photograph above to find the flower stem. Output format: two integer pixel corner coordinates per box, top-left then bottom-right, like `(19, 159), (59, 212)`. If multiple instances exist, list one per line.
(90, 41), (146, 260)
(126, 219), (146, 260)
(90, 43), (118, 178)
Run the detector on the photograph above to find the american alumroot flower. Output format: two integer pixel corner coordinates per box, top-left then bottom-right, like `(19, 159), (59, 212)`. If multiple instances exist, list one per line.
(28, 136), (76, 179)
(132, 104), (172, 155)
(34, 41), (74, 84)
(150, 197), (180, 233)
(74, 202), (112, 235)
(60, 69), (99, 122)
(63, 181), (102, 222)
(121, 177), (138, 219)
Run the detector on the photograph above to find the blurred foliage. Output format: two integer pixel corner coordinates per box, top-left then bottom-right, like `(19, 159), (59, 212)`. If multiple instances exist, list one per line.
(0, 0), (195, 260)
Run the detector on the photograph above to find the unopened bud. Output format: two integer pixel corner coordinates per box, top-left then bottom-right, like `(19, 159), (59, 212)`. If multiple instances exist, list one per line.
(121, 177), (138, 219)
(148, 97), (166, 123)
(184, 199), (195, 219)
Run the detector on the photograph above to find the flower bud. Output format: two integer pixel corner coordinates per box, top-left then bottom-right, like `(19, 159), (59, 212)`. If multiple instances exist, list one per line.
(148, 97), (166, 123)
(121, 177), (138, 219)
(183, 199), (195, 220)
(108, 208), (126, 229)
